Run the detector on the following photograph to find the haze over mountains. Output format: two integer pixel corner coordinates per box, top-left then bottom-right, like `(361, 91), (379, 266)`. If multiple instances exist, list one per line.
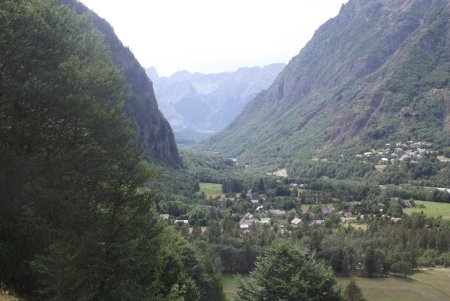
(198, 0), (450, 165)
(146, 64), (285, 135)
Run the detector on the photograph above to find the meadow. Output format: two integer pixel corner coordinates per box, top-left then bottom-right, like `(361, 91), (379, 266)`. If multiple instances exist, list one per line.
(199, 182), (223, 198)
(404, 200), (450, 220)
(222, 269), (450, 301)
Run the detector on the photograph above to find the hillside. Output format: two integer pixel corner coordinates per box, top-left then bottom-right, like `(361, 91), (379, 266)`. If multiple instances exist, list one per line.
(147, 64), (285, 133)
(197, 0), (450, 166)
(63, 0), (179, 163)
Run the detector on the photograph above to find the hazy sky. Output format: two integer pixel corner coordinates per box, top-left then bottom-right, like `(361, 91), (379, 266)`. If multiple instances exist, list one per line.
(81, 0), (348, 77)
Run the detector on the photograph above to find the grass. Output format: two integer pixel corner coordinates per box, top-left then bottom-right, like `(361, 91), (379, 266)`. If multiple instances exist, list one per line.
(338, 269), (450, 301)
(222, 274), (249, 301)
(199, 182), (223, 198)
(300, 203), (335, 212)
(404, 200), (450, 220)
(375, 164), (387, 171)
(222, 269), (450, 301)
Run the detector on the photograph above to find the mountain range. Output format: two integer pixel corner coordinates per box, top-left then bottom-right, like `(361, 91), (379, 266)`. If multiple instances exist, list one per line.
(198, 0), (450, 166)
(146, 64), (285, 135)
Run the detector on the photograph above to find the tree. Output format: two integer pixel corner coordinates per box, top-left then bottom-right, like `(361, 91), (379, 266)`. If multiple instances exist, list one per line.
(364, 249), (385, 277)
(0, 1), (224, 300)
(390, 261), (413, 278)
(344, 280), (366, 301)
(236, 242), (343, 301)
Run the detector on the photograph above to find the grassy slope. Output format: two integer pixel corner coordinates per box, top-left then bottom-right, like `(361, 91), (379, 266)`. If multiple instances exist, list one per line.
(338, 269), (450, 301)
(199, 183), (223, 198)
(222, 269), (450, 301)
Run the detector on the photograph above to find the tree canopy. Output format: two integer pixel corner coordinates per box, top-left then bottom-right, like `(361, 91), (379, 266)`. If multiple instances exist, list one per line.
(0, 1), (224, 300)
(236, 242), (343, 301)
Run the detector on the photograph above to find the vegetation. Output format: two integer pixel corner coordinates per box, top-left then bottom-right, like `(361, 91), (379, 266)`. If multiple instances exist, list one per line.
(344, 280), (366, 301)
(235, 242), (342, 301)
(404, 200), (450, 219)
(223, 269), (450, 301)
(200, 183), (223, 198)
(1, 0), (449, 300)
(0, 1), (223, 300)
(338, 269), (450, 301)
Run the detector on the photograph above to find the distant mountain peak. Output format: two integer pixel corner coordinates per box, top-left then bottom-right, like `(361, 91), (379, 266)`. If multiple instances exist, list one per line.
(146, 63), (285, 134)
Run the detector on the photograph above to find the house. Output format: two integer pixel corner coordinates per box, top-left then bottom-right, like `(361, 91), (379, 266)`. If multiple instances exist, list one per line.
(278, 220), (289, 229)
(390, 217), (402, 224)
(160, 214), (170, 220)
(321, 207), (333, 215)
(160, 214), (171, 223)
(251, 199), (259, 205)
(290, 217), (302, 228)
(344, 212), (353, 218)
(266, 209), (287, 217)
(310, 220), (325, 226)
(239, 219), (257, 229)
(174, 219), (189, 225)
(244, 213), (254, 220)
(239, 224), (249, 230)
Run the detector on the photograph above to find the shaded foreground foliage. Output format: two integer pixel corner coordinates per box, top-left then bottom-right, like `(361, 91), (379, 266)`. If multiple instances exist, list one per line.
(0, 1), (224, 300)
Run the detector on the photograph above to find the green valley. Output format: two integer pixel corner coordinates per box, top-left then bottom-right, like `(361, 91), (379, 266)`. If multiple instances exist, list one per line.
(1, 0), (450, 300)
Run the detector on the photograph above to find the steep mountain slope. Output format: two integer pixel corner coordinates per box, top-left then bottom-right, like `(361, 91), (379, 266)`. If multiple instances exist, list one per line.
(198, 0), (450, 165)
(147, 64), (285, 132)
(63, 0), (179, 163)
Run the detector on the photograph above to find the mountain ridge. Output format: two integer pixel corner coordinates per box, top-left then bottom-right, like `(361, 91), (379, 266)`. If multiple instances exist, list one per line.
(62, 0), (179, 163)
(197, 0), (450, 165)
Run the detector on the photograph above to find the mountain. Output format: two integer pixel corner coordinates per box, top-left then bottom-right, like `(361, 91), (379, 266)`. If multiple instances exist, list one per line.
(63, 0), (179, 163)
(147, 64), (285, 133)
(197, 0), (450, 165)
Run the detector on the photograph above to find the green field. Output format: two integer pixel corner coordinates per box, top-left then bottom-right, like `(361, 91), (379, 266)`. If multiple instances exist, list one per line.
(222, 274), (248, 301)
(404, 200), (450, 220)
(199, 182), (223, 198)
(300, 203), (335, 212)
(338, 269), (450, 301)
(222, 269), (450, 301)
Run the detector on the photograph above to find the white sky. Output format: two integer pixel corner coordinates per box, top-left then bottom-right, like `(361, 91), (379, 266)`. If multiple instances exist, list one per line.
(81, 0), (348, 77)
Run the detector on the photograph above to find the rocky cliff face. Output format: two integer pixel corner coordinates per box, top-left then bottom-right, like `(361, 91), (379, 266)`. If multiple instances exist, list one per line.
(147, 64), (285, 132)
(62, 0), (179, 163)
(198, 0), (450, 164)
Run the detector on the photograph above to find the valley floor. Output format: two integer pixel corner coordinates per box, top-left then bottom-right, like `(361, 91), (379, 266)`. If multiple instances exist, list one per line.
(222, 268), (450, 301)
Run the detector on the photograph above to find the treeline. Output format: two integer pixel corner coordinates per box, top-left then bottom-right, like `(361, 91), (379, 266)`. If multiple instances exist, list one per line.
(178, 212), (449, 276)
(0, 1), (224, 300)
(288, 151), (450, 187)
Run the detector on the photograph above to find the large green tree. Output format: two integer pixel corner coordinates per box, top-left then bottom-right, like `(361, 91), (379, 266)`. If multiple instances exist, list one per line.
(0, 1), (224, 300)
(236, 242), (342, 301)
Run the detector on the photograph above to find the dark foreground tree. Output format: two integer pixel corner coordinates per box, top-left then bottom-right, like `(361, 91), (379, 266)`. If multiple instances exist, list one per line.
(0, 1), (224, 300)
(235, 242), (343, 301)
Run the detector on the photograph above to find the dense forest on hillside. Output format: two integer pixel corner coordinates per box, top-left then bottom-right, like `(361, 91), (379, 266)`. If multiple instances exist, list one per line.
(0, 1), (223, 300)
